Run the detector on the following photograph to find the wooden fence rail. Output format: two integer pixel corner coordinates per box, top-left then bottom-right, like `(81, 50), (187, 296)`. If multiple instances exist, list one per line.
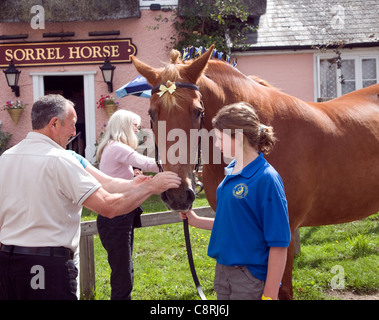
(79, 206), (215, 299)
(79, 206), (300, 299)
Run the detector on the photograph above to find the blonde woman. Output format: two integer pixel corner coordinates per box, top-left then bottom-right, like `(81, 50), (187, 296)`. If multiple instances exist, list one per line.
(96, 109), (159, 300)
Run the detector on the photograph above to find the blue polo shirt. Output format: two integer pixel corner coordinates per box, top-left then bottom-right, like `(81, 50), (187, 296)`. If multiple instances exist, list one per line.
(207, 153), (291, 281)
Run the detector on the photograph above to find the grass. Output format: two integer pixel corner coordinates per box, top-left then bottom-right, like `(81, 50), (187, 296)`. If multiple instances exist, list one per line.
(292, 213), (379, 300)
(82, 191), (216, 300)
(81, 196), (379, 300)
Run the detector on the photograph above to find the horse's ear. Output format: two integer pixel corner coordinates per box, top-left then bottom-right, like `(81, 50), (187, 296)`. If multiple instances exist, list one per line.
(184, 44), (214, 84)
(131, 56), (160, 86)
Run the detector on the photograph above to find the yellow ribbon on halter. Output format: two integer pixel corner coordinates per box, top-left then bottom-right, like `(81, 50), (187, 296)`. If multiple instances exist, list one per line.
(157, 83), (176, 97)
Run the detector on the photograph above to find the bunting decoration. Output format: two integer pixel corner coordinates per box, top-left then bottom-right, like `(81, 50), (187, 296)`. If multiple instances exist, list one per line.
(182, 46), (193, 61)
(212, 48), (217, 59)
(194, 46), (203, 59)
(181, 46), (237, 68)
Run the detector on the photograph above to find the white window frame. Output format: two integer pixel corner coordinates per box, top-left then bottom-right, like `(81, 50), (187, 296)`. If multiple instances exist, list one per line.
(314, 49), (379, 101)
(139, 0), (178, 8)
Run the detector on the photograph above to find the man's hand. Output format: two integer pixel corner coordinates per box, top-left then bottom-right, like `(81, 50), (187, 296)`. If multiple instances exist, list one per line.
(131, 174), (152, 188)
(149, 171), (181, 194)
(84, 172), (181, 219)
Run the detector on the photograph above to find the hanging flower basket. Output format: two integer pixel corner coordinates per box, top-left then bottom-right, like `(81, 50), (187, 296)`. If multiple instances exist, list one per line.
(8, 108), (24, 125)
(3, 100), (26, 125)
(97, 95), (118, 119)
(104, 103), (118, 118)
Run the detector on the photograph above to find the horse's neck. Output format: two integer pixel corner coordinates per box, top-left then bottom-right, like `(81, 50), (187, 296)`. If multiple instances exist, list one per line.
(200, 65), (310, 124)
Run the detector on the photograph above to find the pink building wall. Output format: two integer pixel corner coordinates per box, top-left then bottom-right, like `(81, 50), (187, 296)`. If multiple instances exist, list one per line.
(236, 53), (315, 102)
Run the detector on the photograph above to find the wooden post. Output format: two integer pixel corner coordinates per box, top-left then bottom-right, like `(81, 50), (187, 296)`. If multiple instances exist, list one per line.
(79, 220), (97, 300)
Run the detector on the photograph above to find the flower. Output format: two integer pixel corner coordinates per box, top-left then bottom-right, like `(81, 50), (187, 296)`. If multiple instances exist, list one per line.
(3, 100), (26, 111)
(97, 95), (118, 109)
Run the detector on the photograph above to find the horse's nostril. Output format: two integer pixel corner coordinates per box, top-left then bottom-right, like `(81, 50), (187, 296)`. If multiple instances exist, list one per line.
(161, 191), (168, 202)
(186, 189), (196, 203)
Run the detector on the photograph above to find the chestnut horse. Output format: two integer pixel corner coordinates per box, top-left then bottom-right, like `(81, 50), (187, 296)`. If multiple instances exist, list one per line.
(132, 46), (379, 299)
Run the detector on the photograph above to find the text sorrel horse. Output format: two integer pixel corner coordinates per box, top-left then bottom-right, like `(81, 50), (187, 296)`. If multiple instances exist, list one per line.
(132, 46), (379, 299)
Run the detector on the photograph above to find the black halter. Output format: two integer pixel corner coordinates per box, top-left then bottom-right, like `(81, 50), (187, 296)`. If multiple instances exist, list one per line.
(150, 81), (206, 300)
(150, 82), (205, 181)
(151, 82), (200, 96)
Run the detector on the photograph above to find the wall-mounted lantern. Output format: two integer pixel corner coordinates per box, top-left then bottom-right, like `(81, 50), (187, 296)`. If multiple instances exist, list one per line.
(99, 56), (116, 93)
(3, 60), (21, 97)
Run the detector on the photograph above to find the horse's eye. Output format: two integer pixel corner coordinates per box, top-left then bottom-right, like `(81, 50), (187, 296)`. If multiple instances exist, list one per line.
(148, 109), (157, 122)
(193, 108), (203, 118)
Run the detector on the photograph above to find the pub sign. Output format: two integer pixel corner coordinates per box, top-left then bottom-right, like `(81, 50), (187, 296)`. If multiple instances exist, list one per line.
(0, 39), (137, 67)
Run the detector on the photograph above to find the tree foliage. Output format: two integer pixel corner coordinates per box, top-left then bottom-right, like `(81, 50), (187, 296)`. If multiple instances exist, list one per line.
(173, 0), (257, 55)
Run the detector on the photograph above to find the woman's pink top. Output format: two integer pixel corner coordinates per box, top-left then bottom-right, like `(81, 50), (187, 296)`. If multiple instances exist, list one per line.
(99, 140), (159, 180)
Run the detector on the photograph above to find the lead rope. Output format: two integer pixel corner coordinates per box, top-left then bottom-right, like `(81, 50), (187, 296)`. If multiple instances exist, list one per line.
(183, 218), (207, 300)
(183, 109), (206, 300)
(151, 110), (207, 300)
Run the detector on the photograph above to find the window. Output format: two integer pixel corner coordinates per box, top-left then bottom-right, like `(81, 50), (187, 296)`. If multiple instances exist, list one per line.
(341, 59), (356, 95)
(316, 53), (378, 101)
(362, 58), (377, 88)
(139, 0), (178, 8)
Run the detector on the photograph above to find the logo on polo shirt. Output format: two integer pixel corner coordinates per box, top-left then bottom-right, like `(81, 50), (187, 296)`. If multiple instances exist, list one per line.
(232, 183), (248, 199)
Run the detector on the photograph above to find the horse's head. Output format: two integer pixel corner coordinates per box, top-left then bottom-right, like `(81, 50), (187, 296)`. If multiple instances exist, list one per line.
(132, 46), (214, 211)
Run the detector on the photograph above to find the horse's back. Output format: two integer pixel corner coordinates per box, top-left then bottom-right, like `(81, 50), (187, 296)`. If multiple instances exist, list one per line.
(329, 83), (379, 105)
(295, 84), (379, 227)
(312, 83), (379, 118)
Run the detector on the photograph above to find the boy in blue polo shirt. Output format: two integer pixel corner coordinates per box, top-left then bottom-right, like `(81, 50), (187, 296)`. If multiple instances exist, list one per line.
(180, 102), (291, 300)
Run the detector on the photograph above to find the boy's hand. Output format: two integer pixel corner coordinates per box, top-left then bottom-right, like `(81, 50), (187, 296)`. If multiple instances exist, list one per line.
(179, 209), (198, 224)
(180, 209), (214, 230)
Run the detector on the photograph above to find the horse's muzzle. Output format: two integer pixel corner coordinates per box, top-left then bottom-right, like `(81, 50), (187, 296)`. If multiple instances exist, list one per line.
(161, 187), (196, 211)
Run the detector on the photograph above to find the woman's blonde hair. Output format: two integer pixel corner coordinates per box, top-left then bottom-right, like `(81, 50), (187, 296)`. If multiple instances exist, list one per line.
(212, 102), (277, 155)
(96, 109), (141, 162)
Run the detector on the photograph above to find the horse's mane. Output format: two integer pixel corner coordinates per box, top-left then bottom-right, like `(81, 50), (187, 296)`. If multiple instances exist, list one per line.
(156, 50), (192, 112)
(198, 59), (281, 104)
(248, 75), (276, 89)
